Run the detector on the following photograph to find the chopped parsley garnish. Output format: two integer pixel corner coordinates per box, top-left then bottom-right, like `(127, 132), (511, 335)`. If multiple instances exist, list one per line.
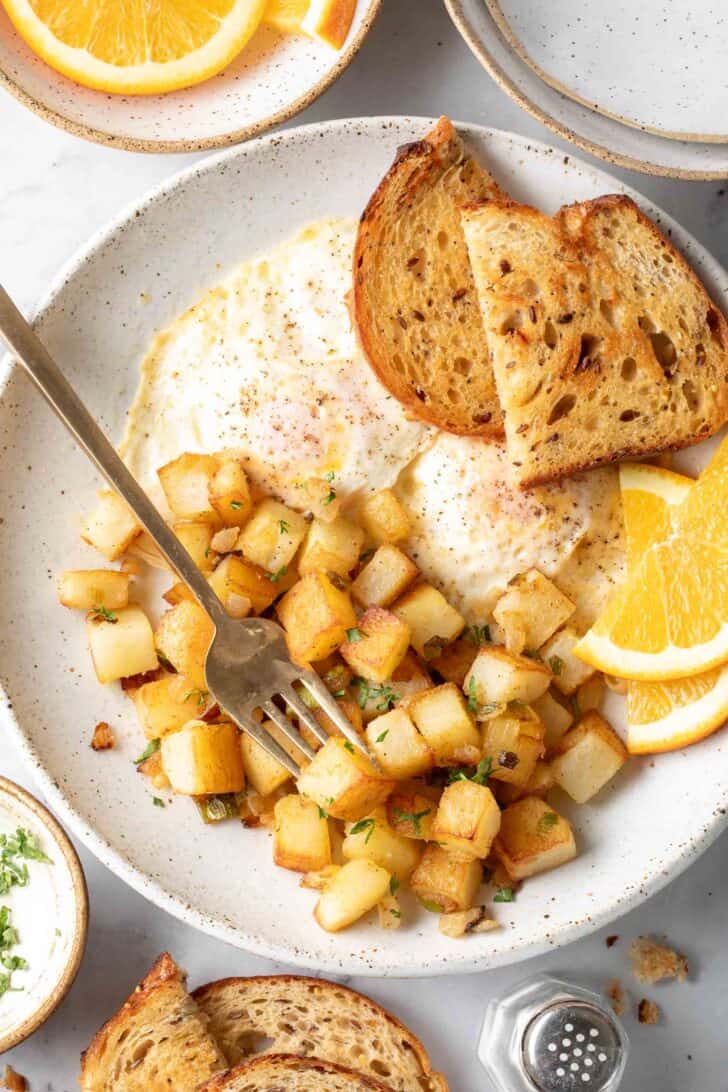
(346, 627), (364, 643)
(278, 519), (290, 534)
(318, 807), (329, 820)
(229, 501), (243, 510)
(353, 678), (399, 712)
(389, 876), (400, 896)
(349, 818), (376, 844)
(390, 909), (402, 919)
(90, 604), (118, 624)
(467, 675), (479, 715)
(343, 741), (355, 754)
(423, 635), (448, 660)
(0, 906), (26, 1000)
(333, 689), (347, 699)
(266, 565), (288, 583)
(153, 797), (166, 808)
(465, 624), (491, 646)
(376, 729), (390, 743)
(0, 828), (52, 897)
(548, 655), (564, 676)
(538, 811), (559, 832)
(419, 898), (444, 914)
(184, 688), (209, 707)
(134, 738), (160, 765)
(448, 756), (493, 786)
(494, 887), (515, 903)
(323, 470), (337, 506)
(392, 807), (431, 837)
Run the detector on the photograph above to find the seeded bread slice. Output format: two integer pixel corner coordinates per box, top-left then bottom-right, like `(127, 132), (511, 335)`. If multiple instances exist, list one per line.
(198, 1054), (393, 1092)
(193, 976), (448, 1092)
(461, 194), (728, 486)
(79, 953), (227, 1091)
(353, 117), (504, 437)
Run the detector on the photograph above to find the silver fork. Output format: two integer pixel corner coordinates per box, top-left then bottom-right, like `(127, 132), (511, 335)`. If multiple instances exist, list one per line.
(0, 284), (367, 777)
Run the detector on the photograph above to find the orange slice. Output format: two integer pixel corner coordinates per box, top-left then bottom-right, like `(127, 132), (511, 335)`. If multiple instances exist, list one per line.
(2, 0), (267, 95)
(301, 0), (355, 47)
(263, 0), (309, 34)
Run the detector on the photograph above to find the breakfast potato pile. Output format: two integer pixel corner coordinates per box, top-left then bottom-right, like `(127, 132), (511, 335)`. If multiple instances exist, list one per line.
(60, 453), (629, 936)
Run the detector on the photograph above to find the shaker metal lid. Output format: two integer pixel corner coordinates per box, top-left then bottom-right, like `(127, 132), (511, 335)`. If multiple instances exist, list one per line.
(522, 1000), (623, 1092)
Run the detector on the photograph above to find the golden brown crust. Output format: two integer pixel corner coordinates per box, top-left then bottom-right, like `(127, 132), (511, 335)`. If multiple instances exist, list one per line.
(197, 1053), (392, 1092)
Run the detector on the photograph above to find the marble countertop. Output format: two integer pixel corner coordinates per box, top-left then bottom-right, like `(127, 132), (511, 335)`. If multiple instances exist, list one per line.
(1, 2), (727, 1088)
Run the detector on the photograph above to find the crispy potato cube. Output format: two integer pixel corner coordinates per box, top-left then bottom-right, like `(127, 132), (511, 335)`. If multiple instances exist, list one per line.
(540, 626), (595, 696)
(393, 584), (465, 658)
(298, 516), (365, 578)
(550, 712), (628, 803)
(365, 707), (433, 779)
(531, 689), (574, 752)
(237, 499), (307, 574)
(575, 673), (605, 714)
(209, 459), (253, 526)
(410, 845), (482, 913)
(127, 530), (173, 572)
(163, 581), (194, 607)
(392, 651), (434, 706)
(155, 600), (214, 690)
(158, 453), (220, 522)
(297, 737), (395, 822)
(408, 683), (481, 766)
(431, 781), (501, 860)
(351, 545), (418, 608)
(481, 707), (545, 786)
(240, 726), (293, 796)
(353, 653), (432, 723)
(277, 573), (357, 665)
(496, 760), (555, 805)
(273, 795), (331, 873)
(87, 604), (158, 684)
(132, 674), (209, 739)
(293, 476), (342, 523)
(58, 569), (129, 610)
(342, 807), (422, 881)
(311, 698), (364, 748)
(160, 720), (243, 795)
(494, 797), (576, 880)
(172, 521), (217, 572)
(428, 637), (478, 686)
(208, 555), (277, 616)
(465, 646), (551, 708)
(359, 489), (411, 544)
(314, 859), (391, 933)
(81, 491), (141, 560)
(493, 569), (575, 653)
(340, 608), (411, 683)
(386, 788), (439, 840)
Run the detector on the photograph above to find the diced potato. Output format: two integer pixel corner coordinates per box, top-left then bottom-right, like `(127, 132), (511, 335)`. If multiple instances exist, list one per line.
(293, 476), (342, 523)
(127, 531), (173, 572)
(531, 689), (574, 752)
(278, 573), (357, 665)
(240, 726), (293, 797)
(438, 907), (499, 938)
(431, 780), (501, 860)
(132, 674), (210, 739)
(208, 555), (277, 615)
(481, 706), (545, 786)
(342, 807), (422, 881)
(493, 569), (575, 653)
(365, 707), (433, 779)
(392, 651), (434, 708)
(351, 545), (418, 608)
(81, 491), (141, 560)
(359, 489), (411, 544)
(465, 646), (551, 708)
(300, 864), (341, 891)
(160, 720), (244, 795)
(496, 760), (556, 805)
(494, 797), (576, 880)
(297, 737), (395, 822)
(163, 581), (195, 607)
(87, 604), (158, 684)
(386, 788), (439, 840)
(237, 499), (307, 574)
(209, 459), (253, 527)
(314, 859), (391, 933)
(309, 698), (363, 748)
(273, 795), (331, 873)
(393, 584), (465, 658)
(137, 748), (170, 790)
(58, 569), (129, 610)
(539, 626), (595, 696)
(155, 600), (214, 690)
(410, 845), (482, 913)
(575, 673), (606, 714)
(298, 516), (365, 578)
(158, 453), (220, 522)
(408, 683), (481, 766)
(340, 608), (411, 684)
(378, 894), (403, 930)
(173, 521), (217, 572)
(428, 637), (478, 686)
(550, 712), (628, 803)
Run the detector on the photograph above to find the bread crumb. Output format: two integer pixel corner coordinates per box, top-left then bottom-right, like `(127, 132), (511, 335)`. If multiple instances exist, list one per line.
(91, 721), (115, 751)
(630, 936), (689, 984)
(438, 907), (500, 938)
(606, 934), (619, 948)
(606, 979), (626, 1017)
(3, 1065), (27, 1091)
(638, 998), (660, 1025)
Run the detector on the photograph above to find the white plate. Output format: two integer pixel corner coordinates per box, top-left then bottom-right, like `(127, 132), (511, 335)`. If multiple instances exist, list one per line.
(488, 0), (728, 143)
(1, 117), (728, 977)
(445, 0), (728, 179)
(0, 1), (380, 152)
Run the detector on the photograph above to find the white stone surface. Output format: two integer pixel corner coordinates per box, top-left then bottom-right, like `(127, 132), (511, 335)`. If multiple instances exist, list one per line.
(1, 1), (727, 1088)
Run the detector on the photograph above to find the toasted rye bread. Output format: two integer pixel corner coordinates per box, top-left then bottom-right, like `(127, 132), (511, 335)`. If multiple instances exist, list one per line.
(461, 193), (728, 486)
(79, 953), (226, 1092)
(353, 117), (504, 437)
(193, 975), (448, 1092)
(198, 1054), (392, 1091)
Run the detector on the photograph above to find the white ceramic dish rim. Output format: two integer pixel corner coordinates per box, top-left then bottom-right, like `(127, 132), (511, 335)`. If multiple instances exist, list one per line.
(2, 116), (728, 976)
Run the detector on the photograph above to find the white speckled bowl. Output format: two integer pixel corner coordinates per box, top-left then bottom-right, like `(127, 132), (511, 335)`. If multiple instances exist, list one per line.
(0, 1), (380, 152)
(1, 117), (728, 977)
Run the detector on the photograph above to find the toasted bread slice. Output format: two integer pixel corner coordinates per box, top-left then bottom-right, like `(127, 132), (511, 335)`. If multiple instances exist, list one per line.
(462, 194), (728, 486)
(80, 953), (226, 1091)
(198, 1054), (392, 1091)
(193, 975), (448, 1092)
(353, 117), (503, 437)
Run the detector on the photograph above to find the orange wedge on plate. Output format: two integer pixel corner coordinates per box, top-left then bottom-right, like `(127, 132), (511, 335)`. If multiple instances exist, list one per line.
(263, 0), (310, 33)
(576, 435), (728, 681)
(301, 0), (356, 48)
(1, 0), (267, 95)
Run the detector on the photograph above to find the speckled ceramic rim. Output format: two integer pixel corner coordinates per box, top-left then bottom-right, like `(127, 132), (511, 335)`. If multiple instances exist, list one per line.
(444, 0), (728, 180)
(0, 777), (88, 1051)
(2, 116), (728, 976)
(0, 1), (381, 153)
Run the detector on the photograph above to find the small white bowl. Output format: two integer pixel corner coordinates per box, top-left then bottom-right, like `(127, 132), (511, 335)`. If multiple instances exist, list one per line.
(0, 778), (88, 1053)
(0, 0), (381, 153)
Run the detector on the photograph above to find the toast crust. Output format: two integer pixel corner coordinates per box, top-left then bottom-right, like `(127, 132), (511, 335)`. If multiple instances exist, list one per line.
(198, 1053), (392, 1091)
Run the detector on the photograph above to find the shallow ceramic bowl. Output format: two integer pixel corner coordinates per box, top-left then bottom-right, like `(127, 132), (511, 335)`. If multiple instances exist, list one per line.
(0, 0), (380, 152)
(0, 778), (88, 1052)
(1, 117), (727, 977)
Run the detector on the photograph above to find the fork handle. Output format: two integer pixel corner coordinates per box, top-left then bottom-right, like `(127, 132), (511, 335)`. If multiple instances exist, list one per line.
(0, 285), (227, 628)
